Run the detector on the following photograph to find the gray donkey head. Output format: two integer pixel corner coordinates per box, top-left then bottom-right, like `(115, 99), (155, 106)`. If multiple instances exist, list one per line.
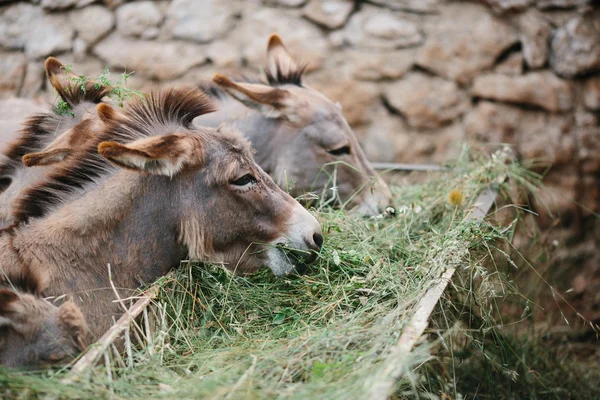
(201, 34), (393, 216)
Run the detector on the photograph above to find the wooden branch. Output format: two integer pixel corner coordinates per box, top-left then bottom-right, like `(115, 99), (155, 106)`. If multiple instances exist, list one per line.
(61, 284), (160, 384)
(371, 162), (448, 172)
(367, 184), (501, 400)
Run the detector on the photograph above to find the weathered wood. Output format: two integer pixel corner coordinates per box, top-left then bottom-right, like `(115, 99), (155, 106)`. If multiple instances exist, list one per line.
(61, 285), (159, 384)
(371, 162), (448, 172)
(367, 184), (500, 400)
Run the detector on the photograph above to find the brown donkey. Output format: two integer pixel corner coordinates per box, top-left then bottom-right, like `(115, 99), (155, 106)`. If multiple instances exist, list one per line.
(0, 246), (89, 368)
(2, 87), (322, 340)
(196, 34), (393, 216)
(0, 57), (110, 229)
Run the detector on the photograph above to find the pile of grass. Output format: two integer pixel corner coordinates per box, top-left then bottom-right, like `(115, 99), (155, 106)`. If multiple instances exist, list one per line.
(4, 146), (589, 399)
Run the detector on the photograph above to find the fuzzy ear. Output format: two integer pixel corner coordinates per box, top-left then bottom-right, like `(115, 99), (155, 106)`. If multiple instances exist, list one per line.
(57, 302), (89, 350)
(98, 134), (204, 177)
(45, 57), (80, 105)
(96, 103), (125, 124)
(22, 149), (72, 167)
(265, 34), (304, 85)
(22, 117), (103, 167)
(212, 74), (299, 121)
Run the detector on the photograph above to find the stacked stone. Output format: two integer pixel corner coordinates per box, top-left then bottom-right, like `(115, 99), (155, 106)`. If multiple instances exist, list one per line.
(0, 0), (598, 229)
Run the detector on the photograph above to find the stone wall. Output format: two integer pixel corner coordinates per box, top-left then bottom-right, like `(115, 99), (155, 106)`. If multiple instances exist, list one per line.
(1, 0), (599, 231)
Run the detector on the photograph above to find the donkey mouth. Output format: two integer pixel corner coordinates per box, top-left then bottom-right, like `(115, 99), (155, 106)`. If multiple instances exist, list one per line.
(276, 243), (319, 276)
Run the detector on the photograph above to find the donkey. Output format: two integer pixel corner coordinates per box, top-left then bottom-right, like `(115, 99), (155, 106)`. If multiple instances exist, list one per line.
(3, 87), (322, 340)
(196, 34), (393, 216)
(0, 247), (89, 368)
(0, 57), (110, 229)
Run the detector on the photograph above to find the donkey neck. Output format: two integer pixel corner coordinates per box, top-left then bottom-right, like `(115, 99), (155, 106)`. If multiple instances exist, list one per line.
(8, 172), (179, 310)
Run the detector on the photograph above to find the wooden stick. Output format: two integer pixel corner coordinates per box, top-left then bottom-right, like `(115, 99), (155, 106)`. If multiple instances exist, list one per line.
(371, 162), (448, 172)
(61, 284), (159, 384)
(367, 184), (500, 400)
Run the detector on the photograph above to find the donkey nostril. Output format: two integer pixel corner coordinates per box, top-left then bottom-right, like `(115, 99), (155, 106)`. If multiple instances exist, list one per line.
(312, 233), (324, 250)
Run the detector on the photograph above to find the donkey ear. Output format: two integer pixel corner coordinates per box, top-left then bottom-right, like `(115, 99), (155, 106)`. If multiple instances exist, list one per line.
(45, 57), (79, 104)
(212, 74), (299, 121)
(57, 301), (89, 350)
(265, 34), (303, 84)
(22, 148), (72, 167)
(96, 103), (126, 124)
(98, 134), (204, 177)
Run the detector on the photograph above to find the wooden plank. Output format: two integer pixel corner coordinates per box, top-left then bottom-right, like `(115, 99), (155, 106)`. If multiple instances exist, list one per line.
(61, 285), (159, 384)
(367, 184), (500, 400)
(371, 162), (448, 172)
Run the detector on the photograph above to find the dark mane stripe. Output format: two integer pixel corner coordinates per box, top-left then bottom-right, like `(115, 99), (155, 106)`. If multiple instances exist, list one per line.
(0, 115), (54, 181)
(264, 61), (307, 87)
(55, 83), (111, 109)
(0, 83), (111, 183)
(12, 87), (216, 225)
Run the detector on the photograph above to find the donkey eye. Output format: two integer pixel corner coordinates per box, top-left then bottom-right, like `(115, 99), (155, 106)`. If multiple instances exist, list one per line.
(327, 145), (351, 156)
(231, 173), (258, 186)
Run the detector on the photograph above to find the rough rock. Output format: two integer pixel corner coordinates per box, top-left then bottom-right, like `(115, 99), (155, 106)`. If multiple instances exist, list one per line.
(355, 107), (406, 162)
(367, 0), (440, 13)
(550, 13), (600, 77)
(341, 6), (423, 50)
(302, 0), (354, 30)
(583, 76), (600, 111)
(343, 7), (422, 50)
(263, 0), (308, 6)
(383, 73), (468, 129)
(307, 75), (379, 126)
(0, 52), (26, 99)
(575, 111), (600, 173)
(0, 4), (41, 50)
(165, 0), (238, 43)
(536, 0), (592, 9)
(0, 98), (47, 150)
(481, 0), (532, 13)
(70, 6), (115, 44)
(416, 5), (518, 84)
(471, 72), (573, 112)
(20, 61), (45, 98)
(206, 41), (242, 68)
(494, 52), (524, 75)
(349, 49), (414, 81)
(464, 101), (575, 165)
(40, 0), (95, 10)
(517, 10), (551, 69)
(116, 1), (162, 39)
(0, 4), (74, 59)
(234, 8), (329, 70)
(93, 34), (207, 80)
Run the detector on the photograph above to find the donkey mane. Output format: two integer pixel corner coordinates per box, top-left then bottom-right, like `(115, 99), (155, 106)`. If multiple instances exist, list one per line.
(0, 84), (111, 182)
(199, 62), (306, 103)
(0, 115), (53, 179)
(265, 61), (307, 87)
(52, 81), (109, 109)
(12, 88), (217, 225)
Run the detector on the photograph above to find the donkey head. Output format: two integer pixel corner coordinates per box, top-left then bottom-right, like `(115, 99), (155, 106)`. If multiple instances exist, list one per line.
(22, 57), (110, 168)
(97, 89), (322, 276)
(210, 34), (393, 216)
(0, 289), (89, 368)
(0, 57), (110, 229)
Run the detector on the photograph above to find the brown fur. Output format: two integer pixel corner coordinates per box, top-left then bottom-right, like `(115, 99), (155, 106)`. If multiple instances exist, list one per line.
(198, 34), (393, 216)
(0, 57), (111, 228)
(2, 87), (320, 343)
(0, 242), (89, 368)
